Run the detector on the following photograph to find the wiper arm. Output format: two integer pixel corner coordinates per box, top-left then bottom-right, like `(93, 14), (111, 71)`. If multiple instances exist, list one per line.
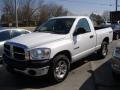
(35, 29), (64, 34)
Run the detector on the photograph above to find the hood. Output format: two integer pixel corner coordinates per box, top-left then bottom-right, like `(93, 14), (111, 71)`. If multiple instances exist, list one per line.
(8, 32), (66, 48)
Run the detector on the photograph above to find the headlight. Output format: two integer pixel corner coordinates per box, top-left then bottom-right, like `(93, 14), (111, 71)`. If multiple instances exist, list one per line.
(30, 48), (51, 60)
(113, 47), (120, 58)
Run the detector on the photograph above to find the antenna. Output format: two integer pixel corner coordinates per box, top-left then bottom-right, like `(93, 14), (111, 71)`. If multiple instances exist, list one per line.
(116, 0), (118, 11)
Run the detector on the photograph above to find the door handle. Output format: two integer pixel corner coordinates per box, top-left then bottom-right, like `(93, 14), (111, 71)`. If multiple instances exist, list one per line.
(90, 35), (94, 38)
(109, 31), (113, 34)
(74, 46), (79, 50)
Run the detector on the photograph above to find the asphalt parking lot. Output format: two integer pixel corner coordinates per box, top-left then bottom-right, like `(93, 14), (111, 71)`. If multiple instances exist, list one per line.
(0, 40), (120, 90)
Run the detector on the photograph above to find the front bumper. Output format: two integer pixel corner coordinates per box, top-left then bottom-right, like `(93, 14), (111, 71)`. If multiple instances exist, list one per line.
(111, 57), (120, 74)
(3, 55), (50, 76)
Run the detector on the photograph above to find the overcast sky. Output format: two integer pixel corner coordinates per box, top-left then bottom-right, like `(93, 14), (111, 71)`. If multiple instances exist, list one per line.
(0, 0), (119, 16)
(44, 0), (119, 16)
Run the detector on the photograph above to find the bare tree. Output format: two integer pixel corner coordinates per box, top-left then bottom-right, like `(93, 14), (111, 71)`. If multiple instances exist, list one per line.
(90, 13), (104, 26)
(2, 0), (16, 23)
(35, 3), (70, 24)
(1, 0), (44, 25)
(48, 3), (69, 17)
(102, 11), (110, 22)
(19, 0), (34, 21)
(1, 0), (70, 26)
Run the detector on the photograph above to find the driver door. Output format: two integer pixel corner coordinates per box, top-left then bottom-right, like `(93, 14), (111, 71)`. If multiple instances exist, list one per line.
(72, 18), (96, 61)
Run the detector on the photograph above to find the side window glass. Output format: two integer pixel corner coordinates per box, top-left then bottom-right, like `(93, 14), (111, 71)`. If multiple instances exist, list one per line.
(74, 18), (91, 35)
(0, 31), (11, 41)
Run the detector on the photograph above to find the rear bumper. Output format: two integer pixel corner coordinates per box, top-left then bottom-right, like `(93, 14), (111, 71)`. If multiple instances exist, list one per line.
(3, 55), (50, 76)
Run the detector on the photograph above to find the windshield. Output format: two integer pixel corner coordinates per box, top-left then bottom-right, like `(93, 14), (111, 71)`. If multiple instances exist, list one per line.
(35, 18), (75, 34)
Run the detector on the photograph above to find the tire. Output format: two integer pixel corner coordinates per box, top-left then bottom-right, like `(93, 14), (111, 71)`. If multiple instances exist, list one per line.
(115, 34), (119, 40)
(48, 54), (70, 83)
(112, 71), (120, 82)
(97, 41), (108, 58)
(6, 65), (15, 74)
(0, 59), (3, 64)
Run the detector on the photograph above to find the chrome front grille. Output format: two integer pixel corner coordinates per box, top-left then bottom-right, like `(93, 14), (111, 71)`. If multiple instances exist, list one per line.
(4, 44), (11, 56)
(4, 43), (26, 60)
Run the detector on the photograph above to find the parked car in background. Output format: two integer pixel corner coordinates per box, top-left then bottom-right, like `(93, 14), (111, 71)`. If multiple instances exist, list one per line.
(111, 24), (120, 40)
(0, 28), (31, 61)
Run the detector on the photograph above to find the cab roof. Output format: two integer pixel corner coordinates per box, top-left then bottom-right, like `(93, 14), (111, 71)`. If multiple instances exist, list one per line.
(50, 16), (89, 19)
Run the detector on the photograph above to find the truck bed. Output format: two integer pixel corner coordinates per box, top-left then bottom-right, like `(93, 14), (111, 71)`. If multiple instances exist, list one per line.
(95, 27), (113, 48)
(94, 25), (111, 30)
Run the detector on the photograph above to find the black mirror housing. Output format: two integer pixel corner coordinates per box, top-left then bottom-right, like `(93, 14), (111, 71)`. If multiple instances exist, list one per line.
(73, 28), (86, 36)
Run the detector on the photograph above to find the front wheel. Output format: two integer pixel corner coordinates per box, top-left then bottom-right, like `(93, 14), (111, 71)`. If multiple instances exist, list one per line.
(97, 41), (108, 58)
(112, 71), (120, 82)
(48, 55), (70, 83)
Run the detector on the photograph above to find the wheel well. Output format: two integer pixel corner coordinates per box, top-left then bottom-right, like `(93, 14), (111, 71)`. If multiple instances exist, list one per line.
(53, 50), (72, 62)
(103, 37), (109, 44)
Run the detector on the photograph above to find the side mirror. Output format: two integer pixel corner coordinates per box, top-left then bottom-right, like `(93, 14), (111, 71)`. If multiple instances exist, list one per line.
(73, 30), (79, 36)
(73, 28), (86, 36)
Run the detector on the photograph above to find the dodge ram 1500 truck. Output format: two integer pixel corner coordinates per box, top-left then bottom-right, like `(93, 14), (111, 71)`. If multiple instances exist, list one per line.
(3, 16), (113, 82)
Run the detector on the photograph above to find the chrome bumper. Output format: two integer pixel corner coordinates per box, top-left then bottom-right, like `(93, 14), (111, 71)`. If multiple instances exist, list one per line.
(14, 66), (49, 76)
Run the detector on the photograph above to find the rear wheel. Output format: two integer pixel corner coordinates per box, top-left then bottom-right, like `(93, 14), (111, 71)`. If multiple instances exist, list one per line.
(112, 71), (120, 82)
(97, 41), (108, 58)
(49, 54), (70, 83)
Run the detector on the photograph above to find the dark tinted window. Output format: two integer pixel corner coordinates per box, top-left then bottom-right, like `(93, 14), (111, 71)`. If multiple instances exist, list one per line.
(74, 18), (91, 35)
(35, 18), (75, 34)
(12, 30), (26, 38)
(0, 31), (11, 41)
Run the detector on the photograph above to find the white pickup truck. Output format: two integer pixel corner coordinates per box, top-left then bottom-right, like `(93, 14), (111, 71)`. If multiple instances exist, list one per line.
(3, 16), (113, 82)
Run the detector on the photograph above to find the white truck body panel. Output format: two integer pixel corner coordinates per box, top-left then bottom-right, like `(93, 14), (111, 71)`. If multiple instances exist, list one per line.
(96, 27), (113, 47)
(8, 33), (66, 49)
(6, 16), (113, 63)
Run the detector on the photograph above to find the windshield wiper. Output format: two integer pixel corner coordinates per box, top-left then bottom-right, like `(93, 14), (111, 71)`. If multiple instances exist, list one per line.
(35, 29), (65, 34)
